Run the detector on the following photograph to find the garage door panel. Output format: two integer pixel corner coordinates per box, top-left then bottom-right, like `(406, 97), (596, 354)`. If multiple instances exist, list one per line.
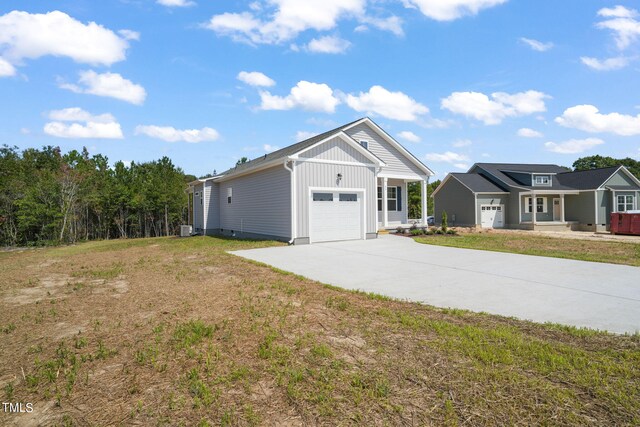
(311, 191), (363, 243)
(481, 205), (504, 229)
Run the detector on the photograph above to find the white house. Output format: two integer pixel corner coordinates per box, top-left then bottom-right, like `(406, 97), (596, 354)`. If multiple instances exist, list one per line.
(187, 118), (434, 244)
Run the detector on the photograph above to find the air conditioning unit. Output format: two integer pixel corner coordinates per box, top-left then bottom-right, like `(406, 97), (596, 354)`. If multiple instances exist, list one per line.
(180, 225), (192, 237)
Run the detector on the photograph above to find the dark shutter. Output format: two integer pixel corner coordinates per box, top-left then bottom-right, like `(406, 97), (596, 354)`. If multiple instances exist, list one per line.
(397, 186), (402, 211)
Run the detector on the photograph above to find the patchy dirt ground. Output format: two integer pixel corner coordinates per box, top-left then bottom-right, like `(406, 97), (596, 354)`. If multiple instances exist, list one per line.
(0, 236), (639, 426)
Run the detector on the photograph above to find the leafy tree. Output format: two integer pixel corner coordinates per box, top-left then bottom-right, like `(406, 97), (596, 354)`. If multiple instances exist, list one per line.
(236, 157), (248, 166)
(573, 155), (640, 179)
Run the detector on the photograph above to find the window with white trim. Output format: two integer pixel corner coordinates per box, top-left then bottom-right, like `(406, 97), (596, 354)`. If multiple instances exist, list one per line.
(533, 175), (551, 186)
(387, 187), (397, 211)
(525, 197), (547, 213)
(227, 188), (232, 204)
(617, 195), (634, 212)
(359, 140), (368, 149)
(377, 187), (382, 211)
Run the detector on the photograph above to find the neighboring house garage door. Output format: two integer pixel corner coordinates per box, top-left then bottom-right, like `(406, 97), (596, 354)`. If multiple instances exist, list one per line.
(481, 205), (504, 228)
(310, 191), (363, 243)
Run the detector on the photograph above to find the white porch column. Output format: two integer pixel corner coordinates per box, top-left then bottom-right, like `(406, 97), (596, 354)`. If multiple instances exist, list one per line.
(421, 179), (427, 225)
(382, 177), (389, 228)
(531, 192), (536, 225)
(560, 194), (565, 223)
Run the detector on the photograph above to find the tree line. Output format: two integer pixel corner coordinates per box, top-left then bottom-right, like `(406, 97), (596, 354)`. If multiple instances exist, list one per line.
(0, 145), (192, 246)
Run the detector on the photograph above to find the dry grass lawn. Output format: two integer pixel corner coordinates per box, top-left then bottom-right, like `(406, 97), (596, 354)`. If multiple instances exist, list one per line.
(0, 236), (639, 426)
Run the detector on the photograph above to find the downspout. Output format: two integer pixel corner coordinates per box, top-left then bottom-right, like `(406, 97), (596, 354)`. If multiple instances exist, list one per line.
(284, 159), (296, 244)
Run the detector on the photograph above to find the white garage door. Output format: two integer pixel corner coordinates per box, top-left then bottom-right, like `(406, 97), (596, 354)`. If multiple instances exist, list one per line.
(481, 205), (504, 228)
(310, 191), (363, 243)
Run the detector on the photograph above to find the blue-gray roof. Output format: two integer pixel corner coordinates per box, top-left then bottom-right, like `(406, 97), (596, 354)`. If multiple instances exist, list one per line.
(450, 173), (508, 193)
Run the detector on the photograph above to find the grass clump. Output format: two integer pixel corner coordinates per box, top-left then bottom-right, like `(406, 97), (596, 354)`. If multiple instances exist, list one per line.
(173, 320), (216, 350)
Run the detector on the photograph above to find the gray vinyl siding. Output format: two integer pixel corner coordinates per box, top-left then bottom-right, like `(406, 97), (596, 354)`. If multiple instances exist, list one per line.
(377, 178), (407, 224)
(603, 170), (640, 188)
(564, 191), (595, 224)
(506, 192), (521, 226)
(218, 166), (291, 239)
(596, 190), (609, 227)
(205, 182), (219, 231)
(344, 123), (424, 176)
(300, 136), (371, 163)
(295, 162), (376, 238)
(476, 194), (508, 226)
(193, 183), (204, 231)
(433, 178), (476, 226)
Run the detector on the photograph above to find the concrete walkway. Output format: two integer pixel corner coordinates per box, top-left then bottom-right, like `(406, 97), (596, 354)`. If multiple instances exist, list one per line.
(231, 235), (640, 334)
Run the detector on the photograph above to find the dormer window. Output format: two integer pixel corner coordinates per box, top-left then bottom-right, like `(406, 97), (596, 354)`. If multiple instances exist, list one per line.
(359, 140), (368, 150)
(533, 175), (551, 186)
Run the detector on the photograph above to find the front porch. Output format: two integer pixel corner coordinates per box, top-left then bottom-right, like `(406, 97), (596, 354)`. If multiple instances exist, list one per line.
(376, 175), (429, 230)
(518, 191), (579, 229)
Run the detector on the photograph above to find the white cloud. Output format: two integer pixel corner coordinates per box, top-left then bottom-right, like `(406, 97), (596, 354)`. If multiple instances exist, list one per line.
(260, 81), (340, 113)
(44, 107), (123, 139)
(402, 0), (507, 21)
(397, 131), (421, 143)
(295, 131), (317, 141)
(118, 29), (140, 41)
(520, 37), (553, 52)
(544, 138), (604, 154)
(59, 70), (146, 105)
(346, 85), (428, 121)
(0, 57), (16, 77)
(452, 139), (472, 147)
(305, 35), (351, 54)
(555, 104), (640, 136)
(157, 0), (196, 6)
(580, 56), (630, 71)
(425, 151), (470, 170)
(205, 0), (365, 45)
(517, 128), (543, 138)
(441, 90), (549, 125)
(0, 10), (130, 72)
(263, 144), (280, 152)
(358, 15), (404, 36)
(135, 125), (219, 143)
(595, 5), (640, 50)
(237, 71), (275, 87)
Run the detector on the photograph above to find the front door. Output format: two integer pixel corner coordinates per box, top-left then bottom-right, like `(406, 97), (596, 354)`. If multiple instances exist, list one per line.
(553, 198), (561, 221)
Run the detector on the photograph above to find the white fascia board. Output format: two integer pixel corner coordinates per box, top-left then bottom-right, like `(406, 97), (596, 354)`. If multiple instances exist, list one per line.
(342, 118), (434, 176)
(599, 166), (640, 189)
(520, 190), (580, 195)
(377, 172), (424, 181)
(292, 131), (385, 167)
(215, 159), (285, 182)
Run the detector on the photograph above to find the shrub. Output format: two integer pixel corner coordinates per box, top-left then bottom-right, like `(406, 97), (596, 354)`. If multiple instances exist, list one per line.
(424, 228), (434, 235)
(410, 228), (423, 236)
(441, 211), (448, 232)
(409, 223), (418, 231)
(435, 228), (444, 235)
(395, 226), (405, 235)
(446, 228), (457, 235)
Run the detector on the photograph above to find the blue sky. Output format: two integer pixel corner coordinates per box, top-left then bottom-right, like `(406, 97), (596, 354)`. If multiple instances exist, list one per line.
(1, 0), (639, 178)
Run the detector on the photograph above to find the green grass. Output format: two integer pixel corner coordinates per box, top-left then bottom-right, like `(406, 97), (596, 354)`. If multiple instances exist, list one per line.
(415, 233), (640, 266)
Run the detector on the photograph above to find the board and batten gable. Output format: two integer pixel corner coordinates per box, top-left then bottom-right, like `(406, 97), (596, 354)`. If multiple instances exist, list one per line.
(603, 169), (640, 189)
(299, 135), (372, 164)
(218, 165), (291, 240)
(344, 123), (424, 177)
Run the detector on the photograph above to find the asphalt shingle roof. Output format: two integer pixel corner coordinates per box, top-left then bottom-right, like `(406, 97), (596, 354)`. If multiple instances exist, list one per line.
(556, 166), (620, 190)
(450, 173), (508, 193)
(473, 163), (572, 190)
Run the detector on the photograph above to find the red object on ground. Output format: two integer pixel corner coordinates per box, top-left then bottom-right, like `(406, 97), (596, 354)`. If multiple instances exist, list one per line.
(610, 212), (640, 235)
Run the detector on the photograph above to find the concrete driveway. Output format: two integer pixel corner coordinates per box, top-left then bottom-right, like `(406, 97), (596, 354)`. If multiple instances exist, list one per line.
(230, 235), (640, 334)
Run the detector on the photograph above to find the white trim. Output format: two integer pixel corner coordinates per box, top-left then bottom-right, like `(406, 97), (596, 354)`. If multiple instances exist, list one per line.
(594, 190), (599, 225)
(525, 196), (548, 214)
(283, 160), (296, 242)
(421, 179), (427, 224)
(295, 157), (375, 167)
(307, 186), (366, 244)
(474, 193), (479, 225)
(292, 131), (385, 167)
(377, 172), (424, 180)
(342, 118), (434, 176)
(518, 193), (522, 224)
(382, 177), (388, 227)
(520, 190), (579, 195)
(203, 181), (208, 231)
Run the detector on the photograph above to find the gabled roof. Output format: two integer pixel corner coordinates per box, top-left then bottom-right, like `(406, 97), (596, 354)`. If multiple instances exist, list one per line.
(432, 173), (509, 197)
(217, 118), (364, 179)
(555, 166), (621, 190)
(471, 163), (571, 189)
